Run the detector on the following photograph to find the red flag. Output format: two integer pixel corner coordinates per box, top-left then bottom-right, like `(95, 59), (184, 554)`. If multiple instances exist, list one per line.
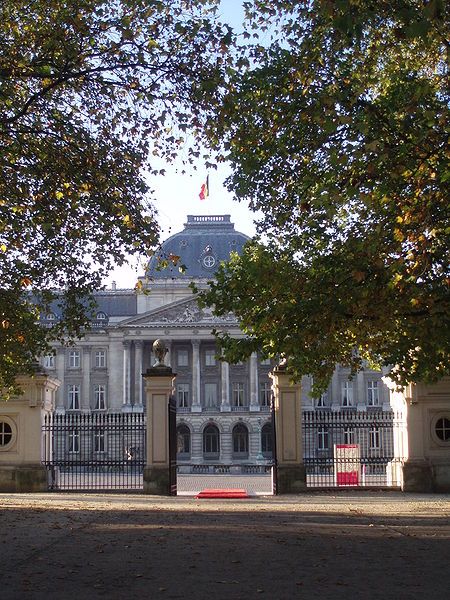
(199, 175), (209, 200)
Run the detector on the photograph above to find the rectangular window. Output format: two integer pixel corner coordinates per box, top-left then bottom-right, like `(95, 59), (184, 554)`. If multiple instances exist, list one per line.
(344, 427), (354, 445)
(341, 381), (353, 407)
(94, 384), (106, 410)
(369, 427), (380, 450)
(68, 350), (81, 368)
(318, 428), (329, 450)
(94, 430), (106, 453)
(259, 382), (271, 406)
(177, 349), (189, 367)
(316, 391), (328, 408)
(367, 380), (379, 406)
(94, 350), (107, 368)
(68, 385), (80, 410)
(204, 349), (216, 367)
(232, 382), (246, 407)
(204, 383), (217, 407)
(68, 430), (79, 453)
(43, 355), (55, 369)
(177, 383), (190, 408)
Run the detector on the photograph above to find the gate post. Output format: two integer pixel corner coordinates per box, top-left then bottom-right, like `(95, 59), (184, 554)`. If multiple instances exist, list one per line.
(270, 365), (306, 493)
(0, 370), (59, 492)
(142, 340), (176, 495)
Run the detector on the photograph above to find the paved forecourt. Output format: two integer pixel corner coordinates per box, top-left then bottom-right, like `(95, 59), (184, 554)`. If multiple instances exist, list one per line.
(0, 492), (449, 600)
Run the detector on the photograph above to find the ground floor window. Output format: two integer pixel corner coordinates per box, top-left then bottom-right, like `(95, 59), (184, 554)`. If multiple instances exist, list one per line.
(232, 423), (249, 457)
(177, 424), (191, 456)
(203, 424), (220, 458)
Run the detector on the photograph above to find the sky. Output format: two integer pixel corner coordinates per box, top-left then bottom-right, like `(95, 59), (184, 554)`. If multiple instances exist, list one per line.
(104, 0), (258, 289)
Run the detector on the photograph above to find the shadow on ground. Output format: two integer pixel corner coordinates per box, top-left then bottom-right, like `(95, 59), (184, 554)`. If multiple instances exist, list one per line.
(0, 495), (449, 600)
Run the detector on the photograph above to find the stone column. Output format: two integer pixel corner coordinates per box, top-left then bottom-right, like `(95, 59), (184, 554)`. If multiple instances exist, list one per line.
(249, 352), (260, 411)
(331, 368), (340, 411)
(191, 340), (202, 412)
(134, 340), (144, 411)
(220, 360), (230, 411)
(0, 372), (59, 492)
(122, 341), (131, 409)
(55, 347), (65, 413)
(81, 346), (91, 412)
(143, 365), (176, 495)
(270, 366), (306, 493)
(356, 371), (366, 411)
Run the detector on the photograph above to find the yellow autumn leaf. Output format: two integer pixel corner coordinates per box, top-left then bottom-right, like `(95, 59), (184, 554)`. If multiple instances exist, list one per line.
(0, 243), (6, 252)
(55, 191), (64, 200)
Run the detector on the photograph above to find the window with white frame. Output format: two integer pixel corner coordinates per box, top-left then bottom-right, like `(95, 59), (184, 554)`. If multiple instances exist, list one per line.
(68, 385), (80, 410)
(232, 382), (246, 407)
(68, 430), (80, 453)
(318, 427), (329, 450)
(367, 380), (380, 406)
(43, 354), (55, 369)
(177, 349), (189, 367)
(344, 427), (354, 444)
(369, 426), (380, 449)
(204, 349), (216, 367)
(93, 384), (106, 410)
(177, 383), (190, 408)
(94, 430), (106, 453)
(341, 381), (353, 407)
(94, 350), (107, 368)
(316, 391), (328, 408)
(260, 382), (271, 406)
(204, 383), (217, 407)
(68, 350), (81, 368)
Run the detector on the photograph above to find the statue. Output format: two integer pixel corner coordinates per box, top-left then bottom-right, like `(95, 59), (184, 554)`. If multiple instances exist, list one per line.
(152, 339), (168, 367)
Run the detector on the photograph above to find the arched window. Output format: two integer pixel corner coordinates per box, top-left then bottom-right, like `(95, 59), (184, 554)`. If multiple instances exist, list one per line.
(177, 425), (191, 457)
(203, 424), (220, 459)
(232, 423), (248, 458)
(261, 423), (273, 458)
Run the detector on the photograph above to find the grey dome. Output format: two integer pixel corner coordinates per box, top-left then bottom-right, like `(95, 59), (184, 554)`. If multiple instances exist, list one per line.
(147, 215), (250, 279)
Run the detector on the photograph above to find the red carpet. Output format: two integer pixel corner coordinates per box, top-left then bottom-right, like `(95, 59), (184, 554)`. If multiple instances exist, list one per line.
(196, 488), (249, 499)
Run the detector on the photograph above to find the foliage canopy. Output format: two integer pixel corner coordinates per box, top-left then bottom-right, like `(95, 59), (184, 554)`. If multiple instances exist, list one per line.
(199, 0), (450, 392)
(0, 0), (228, 394)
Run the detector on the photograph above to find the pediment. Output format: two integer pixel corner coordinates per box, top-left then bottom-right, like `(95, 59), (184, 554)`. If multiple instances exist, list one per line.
(118, 297), (238, 328)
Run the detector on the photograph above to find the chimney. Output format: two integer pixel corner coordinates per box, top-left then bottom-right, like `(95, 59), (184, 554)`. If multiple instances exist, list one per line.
(111, 281), (117, 291)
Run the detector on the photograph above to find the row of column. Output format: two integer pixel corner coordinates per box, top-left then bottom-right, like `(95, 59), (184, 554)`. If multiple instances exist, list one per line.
(122, 340), (262, 411)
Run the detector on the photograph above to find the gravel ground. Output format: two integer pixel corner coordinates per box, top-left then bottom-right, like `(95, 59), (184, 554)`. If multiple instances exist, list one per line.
(0, 491), (449, 600)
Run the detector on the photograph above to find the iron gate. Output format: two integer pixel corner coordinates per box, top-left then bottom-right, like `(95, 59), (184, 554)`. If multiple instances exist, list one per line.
(168, 397), (177, 496)
(302, 410), (404, 488)
(42, 412), (146, 491)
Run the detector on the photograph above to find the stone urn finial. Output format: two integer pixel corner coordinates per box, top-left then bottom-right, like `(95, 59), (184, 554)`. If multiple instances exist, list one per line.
(152, 339), (168, 367)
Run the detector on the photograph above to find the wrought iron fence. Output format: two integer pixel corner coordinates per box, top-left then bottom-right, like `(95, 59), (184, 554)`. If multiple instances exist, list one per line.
(42, 413), (146, 491)
(302, 410), (405, 488)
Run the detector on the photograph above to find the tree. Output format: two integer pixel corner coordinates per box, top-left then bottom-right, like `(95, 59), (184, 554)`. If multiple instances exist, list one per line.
(199, 0), (449, 393)
(0, 0), (229, 395)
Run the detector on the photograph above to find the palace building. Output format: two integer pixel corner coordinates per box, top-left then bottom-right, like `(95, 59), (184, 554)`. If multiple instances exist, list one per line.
(40, 214), (392, 472)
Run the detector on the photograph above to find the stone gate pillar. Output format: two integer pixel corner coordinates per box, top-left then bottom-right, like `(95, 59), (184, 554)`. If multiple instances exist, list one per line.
(387, 377), (450, 492)
(142, 340), (176, 495)
(270, 365), (306, 493)
(0, 371), (59, 492)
